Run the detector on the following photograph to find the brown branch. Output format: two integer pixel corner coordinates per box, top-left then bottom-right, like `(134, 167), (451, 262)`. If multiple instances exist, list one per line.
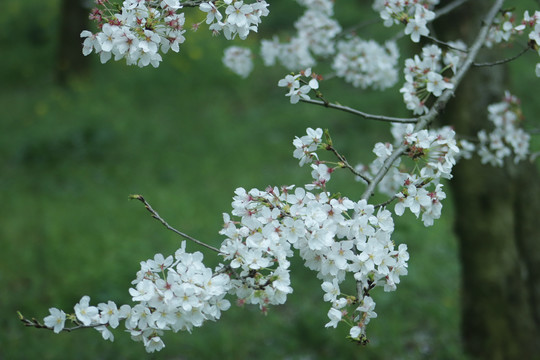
(337, 17), (381, 39)
(434, 0), (470, 19)
(374, 194), (398, 209)
(473, 45), (532, 67)
(423, 34), (469, 52)
(327, 145), (372, 184)
(129, 194), (222, 254)
(300, 98), (418, 124)
(18, 312), (102, 333)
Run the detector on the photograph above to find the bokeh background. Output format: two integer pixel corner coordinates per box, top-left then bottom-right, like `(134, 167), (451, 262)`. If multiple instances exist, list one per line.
(1, 1), (538, 359)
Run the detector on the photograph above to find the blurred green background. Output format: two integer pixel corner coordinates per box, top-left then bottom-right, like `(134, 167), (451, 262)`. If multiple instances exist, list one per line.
(1, 1), (538, 359)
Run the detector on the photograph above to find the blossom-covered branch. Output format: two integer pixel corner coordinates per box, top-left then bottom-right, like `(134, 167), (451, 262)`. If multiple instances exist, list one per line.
(361, 0), (505, 202)
(18, 311), (103, 333)
(24, 0), (539, 354)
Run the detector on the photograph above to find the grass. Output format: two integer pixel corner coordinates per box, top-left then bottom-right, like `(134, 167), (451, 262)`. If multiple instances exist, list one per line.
(2, 0), (539, 359)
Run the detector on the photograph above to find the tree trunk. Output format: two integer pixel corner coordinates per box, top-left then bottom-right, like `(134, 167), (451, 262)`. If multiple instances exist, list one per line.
(56, 0), (90, 85)
(435, 1), (540, 358)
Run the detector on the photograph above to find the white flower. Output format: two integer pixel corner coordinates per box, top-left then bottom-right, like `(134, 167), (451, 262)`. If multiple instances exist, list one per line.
(357, 296), (377, 321)
(225, 1), (253, 27)
(144, 334), (165, 352)
(278, 74), (300, 89)
(426, 71), (453, 97)
(95, 325), (115, 341)
(349, 325), (362, 339)
(321, 279), (341, 303)
(43, 308), (66, 334)
(287, 84), (312, 104)
(325, 307), (342, 328)
(199, 2), (223, 24)
(129, 279), (156, 302)
(405, 16), (429, 43)
(74, 296), (99, 326)
(98, 301), (121, 328)
(161, 0), (181, 9)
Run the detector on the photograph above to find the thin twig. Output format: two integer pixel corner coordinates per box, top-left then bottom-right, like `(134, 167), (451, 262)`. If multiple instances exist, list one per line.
(423, 34), (469, 52)
(473, 45), (532, 67)
(360, 0), (505, 201)
(374, 195), (398, 209)
(337, 17), (382, 39)
(130, 195), (222, 254)
(434, 0), (470, 19)
(18, 312), (102, 333)
(327, 145), (372, 184)
(300, 98), (418, 124)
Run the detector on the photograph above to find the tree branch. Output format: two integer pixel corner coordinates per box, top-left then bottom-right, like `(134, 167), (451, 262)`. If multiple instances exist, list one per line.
(374, 194), (399, 209)
(360, 0), (505, 201)
(338, 17), (382, 39)
(473, 45), (532, 67)
(18, 312), (102, 333)
(300, 98), (418, 124)
(434, 0), (470, 19)
(327, 145), (372, 184)
(423, 34), (469, 52)
(129, 194), (222, 254)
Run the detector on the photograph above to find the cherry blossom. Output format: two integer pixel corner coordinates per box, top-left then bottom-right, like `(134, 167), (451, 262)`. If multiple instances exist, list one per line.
(43, 308), (66, 334)
(223, 46), (253, 78)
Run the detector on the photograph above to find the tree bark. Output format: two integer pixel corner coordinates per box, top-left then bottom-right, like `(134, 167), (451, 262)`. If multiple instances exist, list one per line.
(435, 1), (540, 358)
(56, 0), (90, 85)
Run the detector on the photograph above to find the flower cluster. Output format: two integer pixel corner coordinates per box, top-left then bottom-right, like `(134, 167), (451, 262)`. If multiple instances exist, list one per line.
(126, 246), (232, 352)
(43, 245), (233, 353)
(81, 0), (268, 67)
(485, 10), (536, 46)
(199, 0), (269, 40)
(294, 9), (342, 57)
(260, 0), (340, 70)
(355, 124), (459, 227)
(485, 10), (540, 77)
(221, 127), (410, 342)
(475, 92), (530, 167)
(397, 129), (456, 226)
(332, 37), (399, 90)
(292, 127), (324, 166)
(400, 44), (465, 115)
(44, 296), (130, 341)
(297, 0), (334, 15)
(277, 68), (320, 104)
(39, 127), (410, 347)
(372, 0), (438, 43)
(81, 0), (187, 67)
(222, 46), (253, 78)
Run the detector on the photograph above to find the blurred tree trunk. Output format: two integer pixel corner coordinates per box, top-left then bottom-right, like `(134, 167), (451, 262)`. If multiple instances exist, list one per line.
(435, 1), (540, 358)
(56, 0), (90, 84)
